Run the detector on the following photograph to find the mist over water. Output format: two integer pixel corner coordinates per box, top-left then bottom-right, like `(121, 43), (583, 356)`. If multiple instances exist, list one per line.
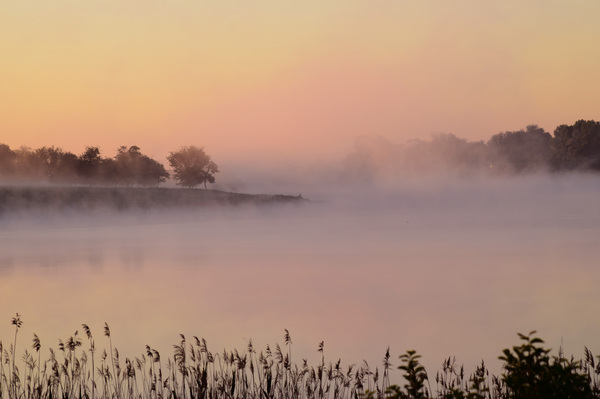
(1, 172), (599, 378)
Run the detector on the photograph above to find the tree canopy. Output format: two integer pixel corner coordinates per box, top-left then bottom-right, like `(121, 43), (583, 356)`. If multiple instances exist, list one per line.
(342, 119), (600, 180)
(551, 120), (600, 171)
(2, 119), (600, 187)
(487, 125), (552, 173)
(0, 145), (171, 187)
(167, 145), (219, 189)
(114, 146), (170, 187)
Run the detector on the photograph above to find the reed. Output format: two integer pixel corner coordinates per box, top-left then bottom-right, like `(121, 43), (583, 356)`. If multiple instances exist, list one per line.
(1, 317), (598, 399)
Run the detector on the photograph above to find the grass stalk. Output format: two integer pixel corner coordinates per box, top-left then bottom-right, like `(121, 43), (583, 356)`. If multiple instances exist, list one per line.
(3, 319), (600, 399)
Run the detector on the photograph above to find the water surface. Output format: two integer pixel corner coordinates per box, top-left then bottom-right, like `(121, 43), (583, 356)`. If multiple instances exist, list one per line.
(1, 175), (599, 378)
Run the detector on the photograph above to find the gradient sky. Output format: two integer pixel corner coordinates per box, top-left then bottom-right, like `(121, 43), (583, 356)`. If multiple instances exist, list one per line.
(2, 1), (600, 165)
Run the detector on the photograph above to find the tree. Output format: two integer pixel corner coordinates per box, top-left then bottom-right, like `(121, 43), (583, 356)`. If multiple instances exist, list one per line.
(137, 155), (169, 187)
(0, 144), (17, 179)
(114, 146), (169, 187)
(14, 146), (47, 181)
(52, 150), (80, 184)
(167, 146), (218, 188)
(551, 120), (600, 171)
(77, 146), (103, 182)
(35, 146), (71, 182)
(487, 125), (552, 173)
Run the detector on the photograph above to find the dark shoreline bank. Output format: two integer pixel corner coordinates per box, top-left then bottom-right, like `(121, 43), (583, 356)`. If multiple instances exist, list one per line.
(0, 185), (307, 214)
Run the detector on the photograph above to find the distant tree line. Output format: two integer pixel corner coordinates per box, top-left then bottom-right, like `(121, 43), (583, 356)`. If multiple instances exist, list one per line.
(343, 119), (600, 179)
(0, 144), (218, 188)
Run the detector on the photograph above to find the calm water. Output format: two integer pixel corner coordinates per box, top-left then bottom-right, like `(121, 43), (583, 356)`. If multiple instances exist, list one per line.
(1, 174), (599, 378)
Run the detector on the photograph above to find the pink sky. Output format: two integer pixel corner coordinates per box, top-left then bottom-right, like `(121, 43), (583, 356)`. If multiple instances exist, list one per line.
(2, 1), (600, 165)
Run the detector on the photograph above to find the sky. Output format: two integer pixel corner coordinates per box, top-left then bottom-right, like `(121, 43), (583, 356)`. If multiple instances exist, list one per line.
(2, 2), (600, 379)
(2, 1), (600, 166)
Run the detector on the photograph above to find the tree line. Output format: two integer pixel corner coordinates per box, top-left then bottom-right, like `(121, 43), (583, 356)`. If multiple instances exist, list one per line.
(3, 119), (600, 188)
(0, 144), (218, 188)
(344, 119), (600, 179)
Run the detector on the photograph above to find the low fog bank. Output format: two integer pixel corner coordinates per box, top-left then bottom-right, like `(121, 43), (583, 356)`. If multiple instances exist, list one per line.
(2, 165), (600, 232)
(216, 125), (600, 200)
(4, 171), (599, 277)
(217, 149), (600, 217)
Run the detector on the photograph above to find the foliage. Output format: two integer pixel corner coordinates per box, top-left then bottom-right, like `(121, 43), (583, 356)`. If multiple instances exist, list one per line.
(487, 125), (552, 173)
(114, 146), (170, 187)
(167, 145), (219, 189)
(386, 350), (429, 399)
(0, 145), (171, 187)
(341, 119), (600, 180)
(3, 119), (600, 186)
(1, 318), (599, 399)
(499, 331), (593, 399)
(0, 144), (17, 176)
(551, 120), (600, 171)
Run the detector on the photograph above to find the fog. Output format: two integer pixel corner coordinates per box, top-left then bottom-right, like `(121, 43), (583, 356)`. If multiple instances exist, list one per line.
(1, 167), (599, 381)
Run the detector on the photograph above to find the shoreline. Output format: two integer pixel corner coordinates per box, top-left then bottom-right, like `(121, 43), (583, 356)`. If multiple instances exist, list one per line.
(0, 185), (308, 214)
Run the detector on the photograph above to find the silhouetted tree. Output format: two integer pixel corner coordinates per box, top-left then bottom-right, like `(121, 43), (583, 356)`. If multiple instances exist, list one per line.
(34, 146), (71, 182)
(1, 143), (172, 186)
(551, 120), (600, 171)
(53, 151), (80, 184)
(167, 146), (218, 188)
(98, 157), (120, 185)
(114, 146), (141, 186)
(114, 146), (169, 187)
(77, 146), (103, 183)
(14, 146), (46, 181)
(487, 125), (552, 173)
(137, 155), (169, 187)
(0, 144), (17, 179)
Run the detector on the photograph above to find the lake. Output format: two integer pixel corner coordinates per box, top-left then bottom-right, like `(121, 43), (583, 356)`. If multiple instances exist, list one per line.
(1, 173), (599, 380)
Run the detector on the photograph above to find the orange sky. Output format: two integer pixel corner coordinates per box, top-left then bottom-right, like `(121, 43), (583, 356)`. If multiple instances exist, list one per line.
(2, 1), (600, 165)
